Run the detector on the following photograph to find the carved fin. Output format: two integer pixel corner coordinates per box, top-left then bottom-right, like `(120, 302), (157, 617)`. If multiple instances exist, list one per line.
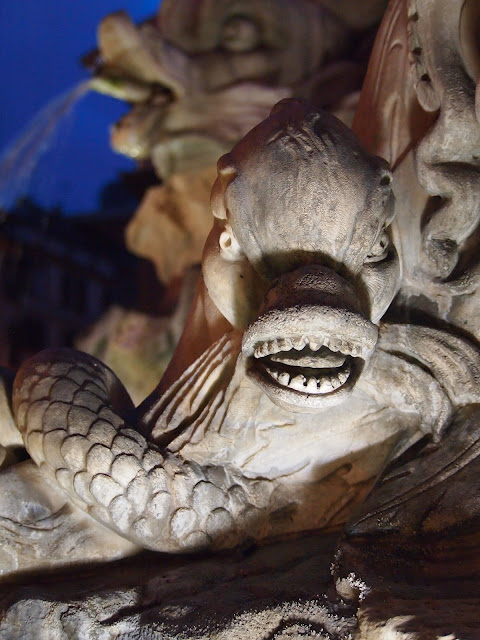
(353, 0), (433, 169)
(378, 324), (480, 408)
(348, 405), (480, 536)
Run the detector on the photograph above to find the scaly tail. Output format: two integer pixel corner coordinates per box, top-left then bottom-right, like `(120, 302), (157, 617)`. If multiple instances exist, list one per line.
(13, 349), (273, 552)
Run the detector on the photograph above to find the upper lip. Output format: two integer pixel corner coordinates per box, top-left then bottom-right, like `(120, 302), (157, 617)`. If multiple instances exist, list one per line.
(250, 334), (366, 360)
(242, 305), (378, 398)
(242, 306), (378, 360)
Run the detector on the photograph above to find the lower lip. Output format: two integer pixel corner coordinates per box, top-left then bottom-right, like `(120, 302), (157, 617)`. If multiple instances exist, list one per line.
(247, 358), (360, 412)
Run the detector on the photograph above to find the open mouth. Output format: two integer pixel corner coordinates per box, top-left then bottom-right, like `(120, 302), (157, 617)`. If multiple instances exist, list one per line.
(242, 307), (378, 412)
(256, 338), (354, 394)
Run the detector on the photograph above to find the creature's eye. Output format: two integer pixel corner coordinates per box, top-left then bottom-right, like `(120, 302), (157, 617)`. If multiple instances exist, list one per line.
(220, 16), (261, 52)
(365, 230), (389, 263)
(219, 226), (243, 261)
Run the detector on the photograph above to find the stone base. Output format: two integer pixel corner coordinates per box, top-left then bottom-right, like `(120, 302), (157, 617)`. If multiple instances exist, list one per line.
(2, 526), (480, 638)
(0, 532), (357, 640)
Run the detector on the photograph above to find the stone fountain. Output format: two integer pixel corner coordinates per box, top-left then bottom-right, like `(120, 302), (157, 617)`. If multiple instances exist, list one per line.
(1, 1), (480, 638)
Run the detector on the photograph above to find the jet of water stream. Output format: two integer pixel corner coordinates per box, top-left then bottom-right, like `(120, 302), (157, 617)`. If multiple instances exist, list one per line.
(0, 80), (92, 212)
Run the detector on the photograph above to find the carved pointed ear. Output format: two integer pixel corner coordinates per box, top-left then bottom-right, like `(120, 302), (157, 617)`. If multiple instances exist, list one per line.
(359, 244), (401, 324)
(211, 154), (237, 220)
(206, 152), (266, 327)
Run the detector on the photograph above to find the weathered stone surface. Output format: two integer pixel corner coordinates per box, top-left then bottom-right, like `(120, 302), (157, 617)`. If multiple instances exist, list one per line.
(2, 527), (479, 639)
(335, 527), (480, 639)
(354, 0), (480, 342)
(4, 0), (480, 630)
(90, 0), (386, 282)
(0, 533), (357, 640)
(0, 460), (137, 575)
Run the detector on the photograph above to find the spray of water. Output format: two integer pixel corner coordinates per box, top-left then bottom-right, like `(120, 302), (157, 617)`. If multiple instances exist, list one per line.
(0, 80), (92, 212)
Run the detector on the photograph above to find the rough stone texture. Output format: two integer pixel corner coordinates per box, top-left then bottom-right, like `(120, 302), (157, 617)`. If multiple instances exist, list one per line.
(4, 0), (480, 630)
(90, 0), (387, 282)
(0, 533), (358, 640)
(0, 460), (138, 575)
(336, 527), (480, 639)
(2, 529), (479, 639)
(354, 0), (480, 340)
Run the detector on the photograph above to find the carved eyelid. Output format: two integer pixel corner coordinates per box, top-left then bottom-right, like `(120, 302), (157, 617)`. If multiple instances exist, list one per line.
(364, 229), (390, 263)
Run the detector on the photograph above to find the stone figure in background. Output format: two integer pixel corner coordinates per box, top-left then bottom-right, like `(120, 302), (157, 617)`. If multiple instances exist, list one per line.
(354, 0), (480, 338)
(89, 0), (388, 283)
(77, 267), (200, 406)
(4, 95), (480, 566)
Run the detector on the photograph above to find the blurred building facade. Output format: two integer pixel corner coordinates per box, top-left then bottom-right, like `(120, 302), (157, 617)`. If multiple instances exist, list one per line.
(0, 199), (162, 369)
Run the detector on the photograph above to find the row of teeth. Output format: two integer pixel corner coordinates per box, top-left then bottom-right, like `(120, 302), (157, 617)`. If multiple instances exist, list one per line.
(265, 361), (351, 394)
(253, 336), (363, 359)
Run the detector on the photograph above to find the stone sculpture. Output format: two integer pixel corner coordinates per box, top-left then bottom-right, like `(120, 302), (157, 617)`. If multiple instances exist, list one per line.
(3, 95), (480, 566)
(2, 96), (480, 637)
(318, 0), (480, 631)
(9, 101), (405, 556)
(79, 0), (388, 415)
(90, 0), (388, 283)
(79, 0), (388, 404)
(354, 0), (480, 339)
(3, 0), (480, 624)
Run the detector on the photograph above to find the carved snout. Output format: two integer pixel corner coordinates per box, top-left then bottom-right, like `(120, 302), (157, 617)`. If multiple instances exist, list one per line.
(110, 103), (167, 159)
(242, 266), (378, 413)
(258, 265), (364, 317)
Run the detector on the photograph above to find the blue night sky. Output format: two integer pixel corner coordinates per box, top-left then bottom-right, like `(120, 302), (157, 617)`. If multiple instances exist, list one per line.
(0, 1), (159, 214)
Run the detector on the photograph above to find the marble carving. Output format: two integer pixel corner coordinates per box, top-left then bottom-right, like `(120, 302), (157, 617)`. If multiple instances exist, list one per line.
(3, 96), (480, 566)
(354, 0), (480, 339)
(2, 0), (480, 632)
(79, 0), (388, 406)
(9, 101), (408, 557)
(90, 0), (387, 282)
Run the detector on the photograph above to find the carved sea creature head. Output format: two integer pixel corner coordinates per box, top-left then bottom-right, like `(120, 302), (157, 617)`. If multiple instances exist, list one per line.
(89, 0), (387, 176)
(203, 99), (400, 412)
